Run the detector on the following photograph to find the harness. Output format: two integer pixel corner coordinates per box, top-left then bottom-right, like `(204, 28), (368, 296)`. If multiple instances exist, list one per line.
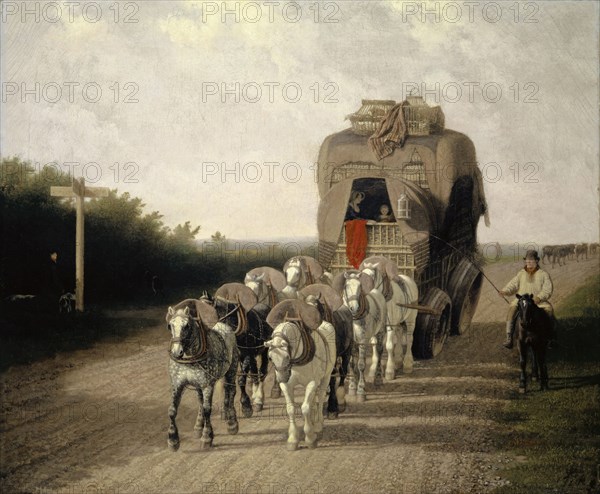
(269, 320), (331, 373)
(216, 296), (248, 336)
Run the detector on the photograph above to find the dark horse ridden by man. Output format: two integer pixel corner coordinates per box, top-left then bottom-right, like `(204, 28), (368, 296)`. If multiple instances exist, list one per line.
(165, 299), (239, 450)
(202, 283), (273, 418)
(514, 293), (552, 393)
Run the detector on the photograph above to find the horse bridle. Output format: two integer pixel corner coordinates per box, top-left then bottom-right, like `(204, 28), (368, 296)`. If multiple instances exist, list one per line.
(269, 321), (318, 373)
(168, 315), (208, 364)
(343, 282), (368, 320)
(517, 298), (534, 329)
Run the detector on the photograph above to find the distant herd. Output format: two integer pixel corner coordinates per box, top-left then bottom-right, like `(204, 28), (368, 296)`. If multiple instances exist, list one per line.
(541, 242), (598, 267)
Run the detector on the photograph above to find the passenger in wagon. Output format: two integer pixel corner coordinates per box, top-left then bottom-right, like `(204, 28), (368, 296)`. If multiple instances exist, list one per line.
(498, 250), (556, 349)
(377, 204), (395, 222)
(345, 191), (366, 220)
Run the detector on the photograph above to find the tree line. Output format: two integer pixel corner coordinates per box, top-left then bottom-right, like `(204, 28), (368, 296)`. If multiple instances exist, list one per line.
(0, 157), (258, 304)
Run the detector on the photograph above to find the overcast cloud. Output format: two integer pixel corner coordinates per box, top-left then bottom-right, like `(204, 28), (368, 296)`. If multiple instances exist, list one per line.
(1, 0), (598, 244)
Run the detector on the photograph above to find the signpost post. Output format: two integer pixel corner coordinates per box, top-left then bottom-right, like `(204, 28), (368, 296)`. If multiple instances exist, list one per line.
(50, 177), (109, 312)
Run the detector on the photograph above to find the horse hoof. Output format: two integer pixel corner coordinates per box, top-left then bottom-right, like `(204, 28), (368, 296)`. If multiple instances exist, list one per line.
(228, 422), (239, 435)
(252, 403), (263, 413)
(327, 411), (339, 420)
(271, 389), (282, 399)
(403, 365), (414, 374)
(385, 371), (395, 381)
(286, 442), (299, 451)
(347, 388), (356, 396)
(337, 402), (346, 414)
(242, 407), (253, 418)
(193, 429), (202, 438)
(357, 394), (366, 403)
(307, 440), (318, 449)
(168, 440), (180, 452)
(200, 439), (213, 449)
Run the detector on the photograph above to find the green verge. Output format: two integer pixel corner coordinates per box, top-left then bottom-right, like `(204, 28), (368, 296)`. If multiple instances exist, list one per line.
(493, 274), (600, 494)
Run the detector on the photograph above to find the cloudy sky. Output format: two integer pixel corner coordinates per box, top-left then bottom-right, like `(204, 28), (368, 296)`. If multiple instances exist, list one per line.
(2, 0), (598, 245)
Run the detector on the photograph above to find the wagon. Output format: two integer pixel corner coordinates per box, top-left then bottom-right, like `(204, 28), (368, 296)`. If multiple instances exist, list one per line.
(316, 97), (489, 358)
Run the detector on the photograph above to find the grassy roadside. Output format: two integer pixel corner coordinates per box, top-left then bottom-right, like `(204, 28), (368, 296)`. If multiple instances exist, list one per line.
(0, 284), (221, 372)
(493, 274), (600, 494)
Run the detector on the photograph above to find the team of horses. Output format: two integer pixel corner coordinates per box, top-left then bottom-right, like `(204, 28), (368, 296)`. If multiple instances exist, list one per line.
(165, 255), (554, 451)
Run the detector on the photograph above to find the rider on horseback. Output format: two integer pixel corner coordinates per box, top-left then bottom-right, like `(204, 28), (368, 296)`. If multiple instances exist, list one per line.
(499, 250), (556, 349)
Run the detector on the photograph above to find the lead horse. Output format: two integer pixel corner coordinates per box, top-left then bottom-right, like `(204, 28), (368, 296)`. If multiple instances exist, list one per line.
(265, 299), (336, 450)
(166, 299), (239, 450)
(514, 293), (551, 393)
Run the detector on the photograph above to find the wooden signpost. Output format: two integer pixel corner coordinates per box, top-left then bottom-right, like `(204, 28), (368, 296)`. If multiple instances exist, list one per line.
(50, 177), (109, 312)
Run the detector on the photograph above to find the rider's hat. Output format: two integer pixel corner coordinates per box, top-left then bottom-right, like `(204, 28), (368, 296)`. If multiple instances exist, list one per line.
(523, 250), (540, 261)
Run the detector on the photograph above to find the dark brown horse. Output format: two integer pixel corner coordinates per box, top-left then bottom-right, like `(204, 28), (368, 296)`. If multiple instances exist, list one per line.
(514, 294), (551, 393)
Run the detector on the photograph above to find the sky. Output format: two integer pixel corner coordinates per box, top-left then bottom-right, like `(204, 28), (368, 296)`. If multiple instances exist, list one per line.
(1, 0), (599, 245)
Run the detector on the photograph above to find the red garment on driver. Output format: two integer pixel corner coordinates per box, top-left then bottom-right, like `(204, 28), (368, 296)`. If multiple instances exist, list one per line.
(345, 220), (368, 269)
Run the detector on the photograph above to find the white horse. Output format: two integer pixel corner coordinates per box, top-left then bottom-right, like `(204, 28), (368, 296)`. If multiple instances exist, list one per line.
(335, 271), (387, 402)
(361, 261), (419, 379)
(265, 302), (336, 451)
(244, 266), (286, 307)
(281, 256), (331, 299)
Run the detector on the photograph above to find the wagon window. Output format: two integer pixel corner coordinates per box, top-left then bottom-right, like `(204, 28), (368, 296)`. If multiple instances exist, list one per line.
(350, 178), (395, 222)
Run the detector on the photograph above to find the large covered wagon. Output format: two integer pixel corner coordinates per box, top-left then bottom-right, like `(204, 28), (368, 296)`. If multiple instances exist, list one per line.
(316, 97), (489, 358)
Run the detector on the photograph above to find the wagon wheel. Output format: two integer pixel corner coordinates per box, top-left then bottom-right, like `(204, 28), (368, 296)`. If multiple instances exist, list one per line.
(412, 288), (452, 359)
(447, 258), (483, 335)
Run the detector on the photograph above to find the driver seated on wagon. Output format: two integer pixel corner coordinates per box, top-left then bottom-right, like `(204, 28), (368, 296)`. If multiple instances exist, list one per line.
(498, 250), (555, 349)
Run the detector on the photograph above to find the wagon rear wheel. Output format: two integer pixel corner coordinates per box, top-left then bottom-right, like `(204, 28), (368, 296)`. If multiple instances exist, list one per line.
(447, 258), (483, 335)
(412, 288), (452, 359)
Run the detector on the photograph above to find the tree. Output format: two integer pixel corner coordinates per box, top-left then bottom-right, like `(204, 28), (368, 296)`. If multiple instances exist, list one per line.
(211, 231), (226, 243)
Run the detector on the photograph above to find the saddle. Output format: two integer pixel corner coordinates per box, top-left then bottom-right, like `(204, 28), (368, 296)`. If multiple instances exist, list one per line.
(300, 283), (343, 324)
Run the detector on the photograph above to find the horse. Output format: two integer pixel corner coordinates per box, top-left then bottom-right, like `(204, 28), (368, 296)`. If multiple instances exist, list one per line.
(265, 299), (336, 450)
(361, 258), (419, 379)
(165, 299), (239, 450)
(244, 266), (287, 307)
(281, 256), (329, 299)
(202, 283), (274, 417)
(301, 284), (354, 419)
(575, 243), (588, 262)
(333, 270), (386, 402)
(514, 294), (551, 393)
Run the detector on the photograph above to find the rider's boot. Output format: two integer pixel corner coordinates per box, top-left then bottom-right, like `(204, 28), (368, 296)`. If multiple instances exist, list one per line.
(503, 320), (514, 349)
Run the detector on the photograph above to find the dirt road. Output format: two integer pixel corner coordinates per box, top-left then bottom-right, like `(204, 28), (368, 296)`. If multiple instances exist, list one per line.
(1, 257), (598, 494)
